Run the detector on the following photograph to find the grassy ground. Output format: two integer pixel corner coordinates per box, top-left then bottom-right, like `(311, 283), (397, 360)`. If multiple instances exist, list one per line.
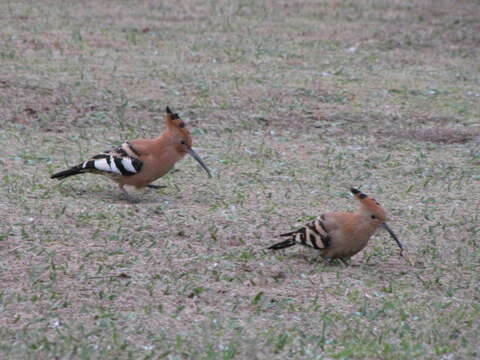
(1, 0), (479, 359)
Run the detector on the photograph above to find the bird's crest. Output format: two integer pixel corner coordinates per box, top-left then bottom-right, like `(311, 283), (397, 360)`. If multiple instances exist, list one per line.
(164, 106), (193, 148)
(165, 106), (186, 128)
(351, 188), (387, 221)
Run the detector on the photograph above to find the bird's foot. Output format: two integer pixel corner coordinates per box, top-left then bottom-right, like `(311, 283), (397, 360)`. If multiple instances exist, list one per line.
(119, 187), (140, 203)
(336, 258), (350, 267)
(310, 256), (324, 264)
(125, 196), (140, 204)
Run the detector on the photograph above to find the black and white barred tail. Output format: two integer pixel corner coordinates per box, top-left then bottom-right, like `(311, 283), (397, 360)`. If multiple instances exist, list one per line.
(269, 217), (331, 251)
(267, 238), (297, 250)
(51, 147), (143, 180)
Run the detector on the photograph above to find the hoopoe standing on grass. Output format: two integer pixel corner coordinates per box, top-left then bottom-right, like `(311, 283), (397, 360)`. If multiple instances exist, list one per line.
(268, 188), (404, 263)
(51, 107), (212, 201)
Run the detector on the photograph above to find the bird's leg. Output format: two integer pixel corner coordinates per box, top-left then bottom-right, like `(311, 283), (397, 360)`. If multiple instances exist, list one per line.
(312, 252), (326, 264)
(146, 184), (167, 190)
(338, 258), (350, 267)
(325, 258), (349, 266)
(119, 185), (139, 203)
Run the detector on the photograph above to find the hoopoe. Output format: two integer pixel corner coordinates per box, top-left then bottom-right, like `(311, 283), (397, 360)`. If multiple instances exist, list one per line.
(268, 188), (403, 263)
(51, 107), (212, 201)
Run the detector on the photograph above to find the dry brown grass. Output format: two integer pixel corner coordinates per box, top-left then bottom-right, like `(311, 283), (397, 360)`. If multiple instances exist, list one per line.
(1, 0), (479, 359)
(381, 127), (479, 144)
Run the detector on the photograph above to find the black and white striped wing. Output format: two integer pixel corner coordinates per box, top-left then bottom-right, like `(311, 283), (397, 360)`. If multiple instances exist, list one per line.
(81, 145), (143, 177)
(281, 216), (331, 250)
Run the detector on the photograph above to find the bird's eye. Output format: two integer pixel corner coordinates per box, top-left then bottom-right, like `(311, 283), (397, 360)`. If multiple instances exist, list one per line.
(371, 215), (376, 219)
(180, 140), (186, 145)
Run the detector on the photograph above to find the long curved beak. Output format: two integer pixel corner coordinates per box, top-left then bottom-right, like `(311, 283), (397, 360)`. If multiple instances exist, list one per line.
(381, 222), (404, 256)
(187, 148), (212, 178)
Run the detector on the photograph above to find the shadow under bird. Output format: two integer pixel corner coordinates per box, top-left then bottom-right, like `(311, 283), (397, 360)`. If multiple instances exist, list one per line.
(51, 107), (212, 201)
(268, 188), (404, 263)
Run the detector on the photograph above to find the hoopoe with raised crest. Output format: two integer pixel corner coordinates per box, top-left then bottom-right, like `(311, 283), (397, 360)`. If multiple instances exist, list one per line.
(268, 188), (404, 263)
(51, 107), (212, 201)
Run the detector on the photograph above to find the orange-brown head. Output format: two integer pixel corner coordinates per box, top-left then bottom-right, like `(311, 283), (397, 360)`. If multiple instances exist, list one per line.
(351, 188), (387, 223)
(165, 106), (192, 148)
(351, 188), (403, 255)
(164, 107), (212, 177)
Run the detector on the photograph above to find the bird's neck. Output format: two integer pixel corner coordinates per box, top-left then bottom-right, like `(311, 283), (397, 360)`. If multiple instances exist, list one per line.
(155, 131), (169, 142)
(148, 133), (185, 163)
